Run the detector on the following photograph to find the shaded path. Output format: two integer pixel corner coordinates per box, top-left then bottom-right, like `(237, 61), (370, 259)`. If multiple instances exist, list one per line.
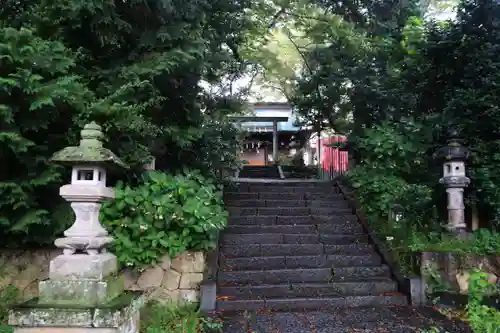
(220, 306), (471, 333)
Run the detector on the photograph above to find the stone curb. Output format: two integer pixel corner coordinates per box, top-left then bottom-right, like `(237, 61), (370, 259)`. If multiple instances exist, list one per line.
(199, 231), (220, 314)
(335, 181), (426, 306)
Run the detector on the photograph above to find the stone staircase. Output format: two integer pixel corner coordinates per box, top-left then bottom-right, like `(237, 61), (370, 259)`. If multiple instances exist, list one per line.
(216, 181), (408, 312)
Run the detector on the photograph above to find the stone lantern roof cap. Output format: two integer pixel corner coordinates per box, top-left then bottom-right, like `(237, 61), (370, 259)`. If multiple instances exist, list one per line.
(50, 122), (128, 169)
(435, 129), (469, 161)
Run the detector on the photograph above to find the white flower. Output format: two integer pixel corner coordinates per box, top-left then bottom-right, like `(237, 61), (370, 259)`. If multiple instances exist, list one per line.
(139, 224), (148, 231)
(386, 236), (394, 241)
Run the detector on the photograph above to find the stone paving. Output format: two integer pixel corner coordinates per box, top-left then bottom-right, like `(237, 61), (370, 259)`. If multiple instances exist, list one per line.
(220, 306), (472, 333)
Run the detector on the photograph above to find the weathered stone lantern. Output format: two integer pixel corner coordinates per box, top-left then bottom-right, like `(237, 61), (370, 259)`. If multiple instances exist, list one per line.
(435, 129), (470, 236)
(9, 122), (143, 333)
(51, 121), (128, 259)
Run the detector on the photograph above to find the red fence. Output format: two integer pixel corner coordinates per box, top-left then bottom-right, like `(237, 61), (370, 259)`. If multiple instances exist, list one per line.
(319, 135), (348, 177)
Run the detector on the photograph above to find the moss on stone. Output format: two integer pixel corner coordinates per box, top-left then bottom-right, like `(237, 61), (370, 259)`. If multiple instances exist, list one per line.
(15, 291), (142, 310)
(50, 122), (128, 169)
(38, 275), (125, 307)
(9, 292), (144, 327)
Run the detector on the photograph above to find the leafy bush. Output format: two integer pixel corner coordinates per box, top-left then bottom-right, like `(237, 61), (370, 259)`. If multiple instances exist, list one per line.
(467, 270), (500, 333)
(349, 167), (407, 221)
(348, 165), (435, 226)
(0, 285), (19, 333)
(345, 120), (439, 274)
(101, 170), (228, 268)
(409, 229), (500, 256)
(141, 301), (222, 333)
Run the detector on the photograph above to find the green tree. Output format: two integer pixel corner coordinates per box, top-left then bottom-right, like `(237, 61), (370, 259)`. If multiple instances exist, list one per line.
(0, 0), (256, 245)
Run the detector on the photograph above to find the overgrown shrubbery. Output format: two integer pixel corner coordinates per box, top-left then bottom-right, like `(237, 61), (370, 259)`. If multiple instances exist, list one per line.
(425, 270), (500, 333)
(0, 285), (18, 333)
(344, 120), (440, 262)
(101, 170), (227, 268)
(467, 271), (500, 333)
(291, 1), (500, 329)
(298, 0), (500, 259)
(140, 301), (222, 333)
(409, 229), (500, 256)
(0, 0), (248, 247)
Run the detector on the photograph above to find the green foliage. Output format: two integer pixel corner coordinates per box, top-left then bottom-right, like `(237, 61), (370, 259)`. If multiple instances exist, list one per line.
(0, 26), (89, 245)
(0, 0), (253, 246)
(467, 270), (500, 333)
(140, 301), (222, 333)
(289, 0), (500, 276)
(346, 119), (437, 232)
(350, 168), (433, 222)
(101, 171), (227, 267)
(0, 324), (12, 333)
(0, 285), (19, 333)
(410, 229), (500, 256)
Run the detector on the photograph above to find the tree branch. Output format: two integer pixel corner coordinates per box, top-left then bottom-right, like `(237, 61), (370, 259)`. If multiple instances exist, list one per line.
(268, 7), (287, 29)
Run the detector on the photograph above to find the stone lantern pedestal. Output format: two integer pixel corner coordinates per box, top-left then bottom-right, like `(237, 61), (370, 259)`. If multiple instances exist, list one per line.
(8, 122), (144, 333)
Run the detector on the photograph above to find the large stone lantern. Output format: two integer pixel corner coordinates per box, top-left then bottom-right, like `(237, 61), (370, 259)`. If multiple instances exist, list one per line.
(435, 129), (470, 236)
(9, 122), (143, 333)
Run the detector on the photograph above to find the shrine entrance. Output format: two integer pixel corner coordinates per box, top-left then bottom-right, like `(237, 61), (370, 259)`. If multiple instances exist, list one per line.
(230, 116), (288, 165)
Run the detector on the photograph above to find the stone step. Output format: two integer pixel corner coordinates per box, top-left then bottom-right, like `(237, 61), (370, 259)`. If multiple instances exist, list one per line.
(238, 167), (281, 179)
(224, 192), (259, 200)
(325, 244), (374, 255)
(220, 243), (374, 258)
(225, 223), (363, 234)
(228, 216), (277, 225)
(277, 215), (357, 225)
(224, 199), (349, 208)
(218, 280), (398, 299)
(224, 192), (345, 200)
(227, 215), (358, 225)
(220, 233), (368, 245)
(239, 171), (277, 174)
(226, 207), (306, 216)
(226, 207), (353, 216)
(220, 254), (382, 270)
(229, 181), (333, 187)
(216, 295), (408, 312)
(242, 181), (339, 188)
(241, 186), (337, 193)
(217, 266), (391, 284)
(317, 223), (364, 233)
(220, 306), (461, 331)
(225, 225), (317, 234)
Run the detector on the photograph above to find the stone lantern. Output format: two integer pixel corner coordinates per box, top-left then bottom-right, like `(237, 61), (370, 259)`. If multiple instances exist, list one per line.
(9, 122), (143, 333)
(51, 121), (128, 259)
(389, 204), (404, 223)
(435, 129), (470, 236)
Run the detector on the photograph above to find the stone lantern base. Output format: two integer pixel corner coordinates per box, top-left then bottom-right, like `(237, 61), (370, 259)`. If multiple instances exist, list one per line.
(9, 253), (144, 333)
(9, 291), (144, 333)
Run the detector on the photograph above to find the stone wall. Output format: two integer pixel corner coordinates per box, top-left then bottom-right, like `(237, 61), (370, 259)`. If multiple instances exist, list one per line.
(421, 252), (500, 294)
(0, 249), (206, 303)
